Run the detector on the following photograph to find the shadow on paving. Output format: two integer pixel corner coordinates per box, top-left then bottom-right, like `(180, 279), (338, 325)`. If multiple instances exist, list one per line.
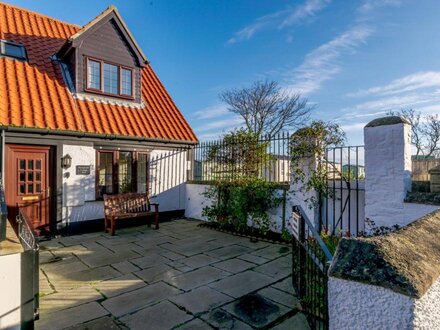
(36, 219), (310, 330)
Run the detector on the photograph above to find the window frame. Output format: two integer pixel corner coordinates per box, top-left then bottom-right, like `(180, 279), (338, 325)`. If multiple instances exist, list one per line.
(85, 56), (134, 100)
(0, 40), (27, 61)
(95, 150), (149, 200)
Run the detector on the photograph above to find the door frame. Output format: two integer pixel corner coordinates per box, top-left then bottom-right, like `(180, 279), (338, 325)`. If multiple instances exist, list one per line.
(5, 144), (55, 233)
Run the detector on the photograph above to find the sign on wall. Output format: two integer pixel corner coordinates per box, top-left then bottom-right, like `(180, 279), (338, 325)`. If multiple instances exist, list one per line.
(76, 165), (91, 175)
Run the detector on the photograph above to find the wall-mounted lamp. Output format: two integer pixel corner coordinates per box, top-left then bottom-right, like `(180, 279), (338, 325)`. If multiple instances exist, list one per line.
(61, 154), (72, 169)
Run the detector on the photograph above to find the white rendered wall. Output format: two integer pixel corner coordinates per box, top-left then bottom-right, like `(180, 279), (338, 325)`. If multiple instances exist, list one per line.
(328, 277), (414, 330)
(61, 145), (102, 226)
(185, 183), (288, 233)
(364, 123), (438, 227)
(61, 146), (189, 226)
(329, 276), (440, 330)
(0, 253), (21, 330)
(149, 149), (188, 212)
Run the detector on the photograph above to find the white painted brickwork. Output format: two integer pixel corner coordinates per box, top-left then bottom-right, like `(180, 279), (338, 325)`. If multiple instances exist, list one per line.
(364, 122), (438, 227)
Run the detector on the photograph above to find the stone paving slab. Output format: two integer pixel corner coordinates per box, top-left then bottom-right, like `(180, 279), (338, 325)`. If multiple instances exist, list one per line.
(102, 281), (181, 317)
(205, 245), (251, 260)
(201, 309), (253, 330)
(168, 266), (231, 291)
(222, 293), (291, 328)
(36, 219), (305, 330)
(36, 302), (108, 330)
(120, 300), (193, 330)
(208, 270), (274, 298)
(134, 263), (182, 283)
(92, 273), (146, 298)
(175, 318), (214, 329)
(65, 316), (122, 330)
(253, 256), (292, 281)
(39, 285), (102, 313)
(170, 286), (233, 315)
(213, 258), (255, 273)
(271, 313), (311, 330)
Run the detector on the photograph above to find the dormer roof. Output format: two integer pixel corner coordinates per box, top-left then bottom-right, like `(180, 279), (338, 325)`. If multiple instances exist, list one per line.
(58, 5), (148, 66)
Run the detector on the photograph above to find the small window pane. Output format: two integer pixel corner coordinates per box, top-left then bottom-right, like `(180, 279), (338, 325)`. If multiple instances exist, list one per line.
(27, 172), (33, 181)
(137, 154), (148, 194)
(19, 172), (25, 182)
(87, 60), (101, 90)
(19, 160), (25, 170)
(19, 184), (25, 194)
(36, 160), (41, 170)
(121, 69), (132, 96)
(36, 183), (41, 193)
(2, 42), (25, 59)
(28, 184), (33, 194)
(28, 160), (33, 170)
(36, 172), (41, 181)
(118, 152), (132, 193)
(98, 152), (113, 197)
(104, 63), (118, 94)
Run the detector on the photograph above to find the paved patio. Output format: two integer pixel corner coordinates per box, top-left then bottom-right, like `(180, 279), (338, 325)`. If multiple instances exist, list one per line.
(36, 219), (309, 330)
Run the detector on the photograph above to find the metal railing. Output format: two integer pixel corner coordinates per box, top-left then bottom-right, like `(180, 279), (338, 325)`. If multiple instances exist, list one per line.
(191, 132), (291, 183)
(322, 146), (365, 236)
(291, 205), (332, 330)
(16, 209), (40, 323)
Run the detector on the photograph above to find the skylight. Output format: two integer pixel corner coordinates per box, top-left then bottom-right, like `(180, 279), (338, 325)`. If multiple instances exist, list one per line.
(0, 40), (27, 60)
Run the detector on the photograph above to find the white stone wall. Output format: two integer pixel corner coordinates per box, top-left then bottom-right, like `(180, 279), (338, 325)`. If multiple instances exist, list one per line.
(329, 276), (440, 330)
(364, 123), (438, 227)
(0, 253), (21, 329)
(185, 182), (289, 233)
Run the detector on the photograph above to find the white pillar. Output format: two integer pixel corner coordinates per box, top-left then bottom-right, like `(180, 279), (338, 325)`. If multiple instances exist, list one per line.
(364, 116), (412, 228)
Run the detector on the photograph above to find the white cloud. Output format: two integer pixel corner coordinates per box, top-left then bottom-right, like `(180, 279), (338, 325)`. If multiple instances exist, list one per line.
(193, 104), (229, 119)
(194, 117), (244, 133)
(279, 0), (331, 28)
(359, 0), (402, 14)
(284, 25), (373, 95)
(227, 0), (331, 44)
(348, 71), (440, 97)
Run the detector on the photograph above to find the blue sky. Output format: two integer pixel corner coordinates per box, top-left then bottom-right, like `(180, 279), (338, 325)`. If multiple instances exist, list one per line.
(8, 0), (440, 144)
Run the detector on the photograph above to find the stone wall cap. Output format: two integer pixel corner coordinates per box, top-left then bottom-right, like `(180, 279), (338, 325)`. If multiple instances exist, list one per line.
(365, 116), (410, 128)
(329, 209), (440, 298)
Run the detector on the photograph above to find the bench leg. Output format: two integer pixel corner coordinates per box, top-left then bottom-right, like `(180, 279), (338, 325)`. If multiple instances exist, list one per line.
(111, 217), (116, 236)
(154, 212), (159, 230)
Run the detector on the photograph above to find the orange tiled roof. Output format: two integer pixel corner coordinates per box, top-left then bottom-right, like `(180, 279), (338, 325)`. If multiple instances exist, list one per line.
(0, 2), (198, 143)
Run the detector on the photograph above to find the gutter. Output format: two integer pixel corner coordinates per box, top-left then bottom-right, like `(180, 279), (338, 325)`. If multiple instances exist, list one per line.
(0, 126), (198, 147)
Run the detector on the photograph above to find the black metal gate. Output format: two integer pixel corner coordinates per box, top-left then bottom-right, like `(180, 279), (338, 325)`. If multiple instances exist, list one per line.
(322, 146), (365, 236)
(291, 205), (332, 330)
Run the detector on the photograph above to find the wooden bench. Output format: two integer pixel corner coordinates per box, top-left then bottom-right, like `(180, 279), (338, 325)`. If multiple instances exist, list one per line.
(103, 193), (159, 236)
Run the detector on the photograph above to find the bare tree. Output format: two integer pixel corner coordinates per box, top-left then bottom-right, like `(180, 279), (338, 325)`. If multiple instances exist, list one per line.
(388, 108), (440, 158)
(219, 80), (312, 136)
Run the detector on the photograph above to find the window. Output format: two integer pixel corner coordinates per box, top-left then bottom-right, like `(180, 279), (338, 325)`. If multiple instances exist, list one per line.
(85, 57), (134, 98)
(87, 60), (101, 90)
(0, 40), (27, 60)
(97, 150), (148, 198)
(104, 63), (118, 94)
(121, 68), (132, 96)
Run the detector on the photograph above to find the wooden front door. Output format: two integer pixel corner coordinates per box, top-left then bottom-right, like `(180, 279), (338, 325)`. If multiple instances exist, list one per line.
(5, 145), (51, 235)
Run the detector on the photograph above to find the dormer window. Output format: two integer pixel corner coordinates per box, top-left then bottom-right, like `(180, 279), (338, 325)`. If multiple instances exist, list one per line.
(1, 40), (27, 61)
(85, 57), (134, 99)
